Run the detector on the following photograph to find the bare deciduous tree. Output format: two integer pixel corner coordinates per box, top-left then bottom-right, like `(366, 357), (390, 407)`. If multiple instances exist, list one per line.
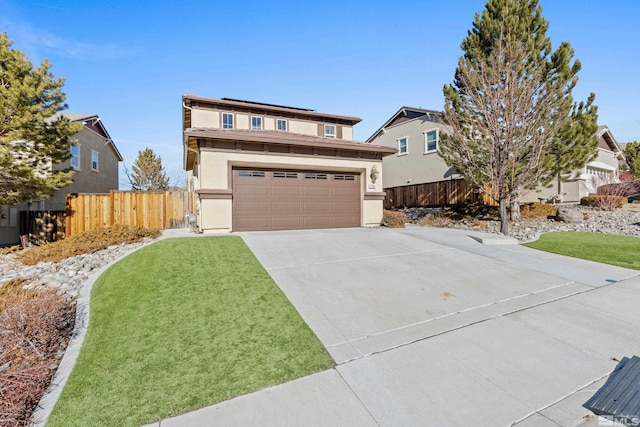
(441, 0), (598, 235)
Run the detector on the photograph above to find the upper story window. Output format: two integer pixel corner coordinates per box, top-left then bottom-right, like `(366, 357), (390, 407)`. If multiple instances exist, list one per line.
(324, 124), (336, 138)
(91, 150), (99, 171)
(397, 137), (408, 156)
(70, 145), (80, 170)
(277, 119), (287, 131)
(222, 112), (234, 129)
(424, 129), (438, 153)
(251, 116), (262, 130)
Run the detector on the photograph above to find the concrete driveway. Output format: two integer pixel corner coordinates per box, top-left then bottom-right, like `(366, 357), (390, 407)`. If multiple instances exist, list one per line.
(151, 227), (640, 427)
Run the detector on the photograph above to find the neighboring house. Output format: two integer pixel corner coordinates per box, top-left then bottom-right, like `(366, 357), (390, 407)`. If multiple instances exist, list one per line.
(367, 106), (625, 205)
(182, 95), (395, 233)
(0, 113), (122, 246)
(366, 107), (455, 189)
(520, 125), (625, 203)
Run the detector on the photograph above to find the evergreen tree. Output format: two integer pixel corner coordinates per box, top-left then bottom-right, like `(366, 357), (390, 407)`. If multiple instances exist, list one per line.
(624, 141), (640, 178)
(128, 148), (169, 191)
(441, 0), (598, 235)
(0, 31), (82, 204)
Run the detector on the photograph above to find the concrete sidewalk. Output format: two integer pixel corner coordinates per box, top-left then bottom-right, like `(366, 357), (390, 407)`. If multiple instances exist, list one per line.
(146, 228), (640, 427)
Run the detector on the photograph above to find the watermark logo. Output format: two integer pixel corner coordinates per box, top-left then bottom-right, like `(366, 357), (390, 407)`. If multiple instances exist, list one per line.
(598, 415), (640, 426)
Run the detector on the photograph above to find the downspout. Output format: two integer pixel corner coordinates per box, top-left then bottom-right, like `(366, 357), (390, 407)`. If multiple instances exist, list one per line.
(182, 101), (202, 232)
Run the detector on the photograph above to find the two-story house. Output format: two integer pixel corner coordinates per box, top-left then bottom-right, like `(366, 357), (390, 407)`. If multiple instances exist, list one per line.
(182, 95), (395, 232)
(0, 113), (122, 246)
(367, 106), (625, 206)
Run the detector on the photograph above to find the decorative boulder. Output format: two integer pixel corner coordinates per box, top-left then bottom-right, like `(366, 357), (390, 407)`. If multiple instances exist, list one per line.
(555, 207), (583, 223)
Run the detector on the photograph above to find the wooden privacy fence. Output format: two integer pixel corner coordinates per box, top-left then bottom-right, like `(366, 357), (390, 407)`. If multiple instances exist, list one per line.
(66, 191), (188, 236)
(384, 179), (498, 209)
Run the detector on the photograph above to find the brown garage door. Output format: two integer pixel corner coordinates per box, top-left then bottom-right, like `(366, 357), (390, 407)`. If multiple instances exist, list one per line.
(232, 169), (360, 231)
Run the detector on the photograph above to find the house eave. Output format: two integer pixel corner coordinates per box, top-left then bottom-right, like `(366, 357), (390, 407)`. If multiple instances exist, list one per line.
(182, 94), (362, 127)
(183, 128), (396, 170)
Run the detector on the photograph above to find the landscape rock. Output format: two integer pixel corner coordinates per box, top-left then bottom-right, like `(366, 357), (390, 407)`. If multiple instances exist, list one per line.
(400, 205), (640, 242)
(0, 240), (150, 299)
(555, 207), (584, 223)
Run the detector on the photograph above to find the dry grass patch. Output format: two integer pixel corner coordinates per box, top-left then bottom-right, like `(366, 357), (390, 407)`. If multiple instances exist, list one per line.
(0, 246), (20, 256)
(18, 225), (160, 266)
(520, 202), (558, 219)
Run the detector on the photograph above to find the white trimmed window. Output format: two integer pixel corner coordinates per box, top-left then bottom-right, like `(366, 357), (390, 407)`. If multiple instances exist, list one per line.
(397, 137), (408, 155)
(91, 150), (99, 171)
(251, 116), (262, 130)
(222, 112), (234, 129)
(324, 124), (336, 138)
(277, 119), (287, 131)
(424, 129), (438, 153)
(70, 145), (80, 170)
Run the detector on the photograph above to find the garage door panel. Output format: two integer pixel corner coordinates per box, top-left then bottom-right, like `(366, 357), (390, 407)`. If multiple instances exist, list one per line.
(303, 216), (333, 228)
(271, 186), (301, 197)
(235, 185), (269, 196)
(233, 169), (360, 231)
(235, 201), (269, 212)
(333, 187), (359, 197)
(271, 217), (303, 228)
(332, 216), (359, 227)
(303, 187), (331, 197)
(235, 217), (269, 229)
(332, 201), (359, 213)
(271, 201), (302, 212)
(302, 201), (329, 212)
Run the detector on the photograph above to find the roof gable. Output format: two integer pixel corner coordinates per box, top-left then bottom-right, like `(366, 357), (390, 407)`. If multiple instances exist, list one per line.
(49, 112), (123, 161)
(366, 106), (443, 142)
(597, 125), (624, 156)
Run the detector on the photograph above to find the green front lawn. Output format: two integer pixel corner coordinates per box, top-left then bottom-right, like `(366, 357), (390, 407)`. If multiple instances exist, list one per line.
(47, 236), (333, 427)
(524, 232), (640, 270)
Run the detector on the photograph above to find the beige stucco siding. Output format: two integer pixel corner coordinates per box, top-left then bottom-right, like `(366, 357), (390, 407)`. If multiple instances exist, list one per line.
(191, 108), (220, 128)
(520, 178), (584, 203)
(288, 120), (318, 136)
(372, 119), (454, 188)
(587, 148), (619, 172)
(196, 150), (384, 232)
(236, 114), (249, 130)
(189, 105), (355, 140)
(264, 117), (275, 130)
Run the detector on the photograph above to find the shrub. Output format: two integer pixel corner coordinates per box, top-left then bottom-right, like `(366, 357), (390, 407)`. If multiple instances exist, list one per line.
(381, 210), (407, 228)
(597, 195), (627, 211)
(520, 202), (558, 219)
(580, 196), (599, 207)
(18, 225), (160, 266)
(580, 195), (627, 210)
(416, 214), (453, 228)
(447, 204), (500, 220)
(0, 279), (75, 427)
(597, 179), (640, 198)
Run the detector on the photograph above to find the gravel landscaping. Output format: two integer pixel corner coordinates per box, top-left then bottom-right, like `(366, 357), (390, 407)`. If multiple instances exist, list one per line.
(401, 204), (640, 242)
(0, 241), (150, 300)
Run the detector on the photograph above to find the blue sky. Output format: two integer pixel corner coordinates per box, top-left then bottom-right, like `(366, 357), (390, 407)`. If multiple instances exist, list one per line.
(2, 0), (639, 188)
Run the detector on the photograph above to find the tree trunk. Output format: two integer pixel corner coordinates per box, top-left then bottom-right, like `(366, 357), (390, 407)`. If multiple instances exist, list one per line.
(510, 200), (522, 221)
(499, 198), (509, 235)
